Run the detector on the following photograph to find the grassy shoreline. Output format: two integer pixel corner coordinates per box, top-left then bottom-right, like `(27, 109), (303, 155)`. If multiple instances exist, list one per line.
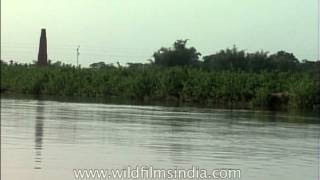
(1, 64), (317, 111)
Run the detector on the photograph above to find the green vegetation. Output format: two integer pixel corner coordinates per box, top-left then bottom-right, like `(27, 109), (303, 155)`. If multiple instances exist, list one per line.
(1, 40), (319, 111)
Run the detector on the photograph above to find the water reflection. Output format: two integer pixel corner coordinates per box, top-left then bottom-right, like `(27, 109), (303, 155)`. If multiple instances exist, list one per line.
(34, 101), (44, 170)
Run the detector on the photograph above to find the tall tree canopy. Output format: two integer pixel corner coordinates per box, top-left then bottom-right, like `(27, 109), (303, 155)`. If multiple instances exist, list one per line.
(153, 40), (201, 67)
(269, 51), (299, 71)
(204, 47), (303, 72)
(203, 46), (246, 71)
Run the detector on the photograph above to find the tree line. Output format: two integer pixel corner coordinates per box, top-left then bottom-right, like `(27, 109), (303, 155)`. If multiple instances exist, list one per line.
(88, 40), (316, 72)
(1, 40), (319, 111)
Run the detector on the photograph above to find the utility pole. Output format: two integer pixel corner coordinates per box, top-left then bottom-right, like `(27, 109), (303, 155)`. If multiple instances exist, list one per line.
(315, 0), (320, 111)
(76, 46), (80, 67)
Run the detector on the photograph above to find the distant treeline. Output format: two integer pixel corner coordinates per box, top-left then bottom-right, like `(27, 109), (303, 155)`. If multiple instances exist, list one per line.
(1, 40), (319, 111)
(89, 39), (317, 72)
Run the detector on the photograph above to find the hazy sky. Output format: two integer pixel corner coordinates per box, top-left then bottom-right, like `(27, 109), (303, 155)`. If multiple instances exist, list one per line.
(1, 0), (319, 66)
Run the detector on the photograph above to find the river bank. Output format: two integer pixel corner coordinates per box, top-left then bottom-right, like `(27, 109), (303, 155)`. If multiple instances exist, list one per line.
(1, 64), (317, 111)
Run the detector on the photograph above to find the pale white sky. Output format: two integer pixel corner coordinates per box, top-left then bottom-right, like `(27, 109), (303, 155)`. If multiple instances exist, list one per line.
(1, 0), (319, 66)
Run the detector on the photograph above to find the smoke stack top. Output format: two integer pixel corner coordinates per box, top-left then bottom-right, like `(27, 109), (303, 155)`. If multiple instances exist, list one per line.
(41, 28), (46, 37)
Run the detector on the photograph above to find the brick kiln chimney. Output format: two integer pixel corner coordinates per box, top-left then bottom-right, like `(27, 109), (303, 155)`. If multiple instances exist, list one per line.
(37, 29), (48, 66)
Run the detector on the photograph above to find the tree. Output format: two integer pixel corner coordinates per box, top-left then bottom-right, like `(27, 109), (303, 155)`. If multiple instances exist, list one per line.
(203, 46), (246, 71)
(246, 51), (270, 72)
(268, 51), (299, 71)
(89, 61), (114, 69)
(153, 39), (201, 67)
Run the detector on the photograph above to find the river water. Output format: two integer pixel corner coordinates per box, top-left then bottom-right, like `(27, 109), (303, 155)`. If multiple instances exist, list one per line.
(1, 98), (319, 180)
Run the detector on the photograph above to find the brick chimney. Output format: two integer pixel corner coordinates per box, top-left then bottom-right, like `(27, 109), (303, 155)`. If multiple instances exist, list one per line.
(37, 29), (48, 66)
